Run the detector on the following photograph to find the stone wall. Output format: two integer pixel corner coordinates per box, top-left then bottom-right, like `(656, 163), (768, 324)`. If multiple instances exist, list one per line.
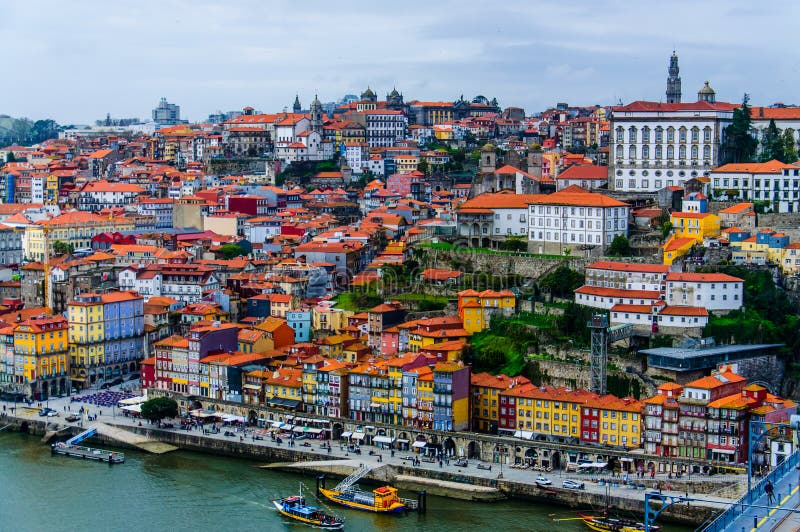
(206, 158), (268, 176)
(427, 249), (591, 280)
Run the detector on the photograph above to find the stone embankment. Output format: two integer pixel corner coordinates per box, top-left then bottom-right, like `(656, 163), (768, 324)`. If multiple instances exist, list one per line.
(2, 414), (728, 526)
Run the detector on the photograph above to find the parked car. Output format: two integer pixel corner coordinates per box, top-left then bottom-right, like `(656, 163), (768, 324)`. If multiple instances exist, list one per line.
(65, 414), (81, 422)
(562, 479), (585, 490)
(535, 476), (552, 485)
(38, 408), (52, 417)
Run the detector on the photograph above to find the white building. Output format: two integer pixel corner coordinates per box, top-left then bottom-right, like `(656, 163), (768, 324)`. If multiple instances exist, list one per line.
(364, 110), (407, 148)
(710, 160), (800, 213)
(455, 192), (531, 242)
(77, 180), (146, 212)
(750, 107), (800, 151)
(609, 303), (709, 329)
(527, 185), (630, 254)
(609, 98), (737, 192)
(584, 261), (670, 292)
(345, 142), (370, 174)
(574, 286), (662, 310)
(664, 272), (743, 311)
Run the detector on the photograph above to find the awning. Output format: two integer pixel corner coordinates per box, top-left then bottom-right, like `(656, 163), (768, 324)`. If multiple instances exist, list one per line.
(578, 462), (608, 469)
(271, 421), (283, 428)
(712, 448), (736, 455)
(351, 432), (366, 441)
(412, 441), (427, 448)
(243, 384), (261, 390)
(305, 428), (323, 435)
(118, 396), (147, 406)
(369, 403), (381, 408)
(120, 404), (141, 413)
(396, 439), (410, 444)
(513, 430), (534, 440)
(373, 436), (394, 444)
(365, 426), (376, 430)
(222, 414), (246, 423)
(341, 431), (353, 438)
(293, 426), (306, 433)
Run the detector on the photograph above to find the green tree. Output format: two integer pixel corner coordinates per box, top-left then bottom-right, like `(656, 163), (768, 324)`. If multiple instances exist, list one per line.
(538, 266), (584, 299)
(140, 397), (179, 422)
(722, 94), (758, 164)
(660, 221), (673, 240)
(608, 235), (632, 257)
(52, 240), (74, 255)
(417, 159), (429, 176)
(783, 129), (798, 163)
(5, 151), (15, 163)
(219, 243), (245, 259)
(759, 119), (785, 162)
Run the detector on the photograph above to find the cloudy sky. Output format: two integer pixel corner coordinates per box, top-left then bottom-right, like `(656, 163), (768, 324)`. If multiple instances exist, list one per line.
(3, 0), (798, 124)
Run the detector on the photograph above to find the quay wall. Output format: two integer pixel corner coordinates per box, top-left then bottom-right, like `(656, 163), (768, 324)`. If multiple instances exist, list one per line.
(5, 417), (721, 526)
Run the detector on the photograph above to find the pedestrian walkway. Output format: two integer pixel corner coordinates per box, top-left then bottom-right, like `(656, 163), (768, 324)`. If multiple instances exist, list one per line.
(702, 450), (800, 532)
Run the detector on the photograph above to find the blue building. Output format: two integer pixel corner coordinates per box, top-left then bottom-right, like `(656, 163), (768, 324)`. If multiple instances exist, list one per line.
(287, 310), (312, 342)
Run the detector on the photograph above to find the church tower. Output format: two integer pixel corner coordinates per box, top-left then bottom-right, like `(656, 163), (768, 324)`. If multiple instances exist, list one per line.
(666, 51), (681, 104)
(310, 94), (323, 134)
(293, 94), (302, 114)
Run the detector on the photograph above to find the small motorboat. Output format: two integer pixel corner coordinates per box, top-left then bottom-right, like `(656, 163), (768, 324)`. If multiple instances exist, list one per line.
(577, 513), (660, 532)
(273, 486), (344, 529)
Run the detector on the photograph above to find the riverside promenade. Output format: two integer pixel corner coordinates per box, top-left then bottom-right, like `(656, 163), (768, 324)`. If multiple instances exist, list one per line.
(0, 390), (735, 527)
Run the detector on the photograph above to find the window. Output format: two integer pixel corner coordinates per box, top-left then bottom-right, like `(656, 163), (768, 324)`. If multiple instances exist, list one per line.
(655, 145), (662, 158)
(667, 127), (675, 142)
(667, 145), (674, 159)
(629, 145), (636, 160)
(629, 127), (637, 142)
(655, 127), (663, 142)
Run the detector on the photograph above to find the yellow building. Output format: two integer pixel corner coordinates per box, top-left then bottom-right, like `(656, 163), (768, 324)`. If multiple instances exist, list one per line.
(470, 372), (531, 433)
(237, 329), (270, 354)
(781, 242), (800, 274)
(501, 385), (590, 440)
(408, 327), (471, 352)
(662, 236), (696, 265)
(312, 304), (352, 333)
(431, 362), (470, 431)
(263, 367), (303, 408)
(26, 211), (136, 260)
(457, 289), (516, 333)
(14, 315), (69, 399)
(67, 294), (105, 375)
(669, 211), (720, 242)
(415, 367), (434, 429)
(395, 155), (420, 174)
(316, 333), (355, 358)
(587, 395), (644, 448)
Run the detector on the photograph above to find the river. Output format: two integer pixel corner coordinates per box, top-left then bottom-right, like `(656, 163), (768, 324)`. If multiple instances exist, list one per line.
(0, 431), (690, 532)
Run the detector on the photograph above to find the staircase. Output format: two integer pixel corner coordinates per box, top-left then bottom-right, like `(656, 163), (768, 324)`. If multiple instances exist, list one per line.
(333, 463), (372, 492)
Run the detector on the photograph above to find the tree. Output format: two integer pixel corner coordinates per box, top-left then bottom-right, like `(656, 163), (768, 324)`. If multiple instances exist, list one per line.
(538, 266), (584, 299)
(608, 235), (632, 257)
(759, 119), (785, 162)
(721, 94), (758, 164)
(783, 130), (798, 163)
(140, 397), (179, 422)
(219, 243), (245, 260)
(5, 151), (15, 163)
(417, 159), (429, 176)
(52, 240), (74, 255)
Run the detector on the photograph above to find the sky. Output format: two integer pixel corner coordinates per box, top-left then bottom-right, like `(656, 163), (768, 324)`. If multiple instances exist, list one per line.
(3, 0), (799, 124)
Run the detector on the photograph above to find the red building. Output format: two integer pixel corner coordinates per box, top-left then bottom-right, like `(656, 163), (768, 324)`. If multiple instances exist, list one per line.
(498, 391), (518, 432)
(91, 232), (136, 250)
(580, 404), (601, 443)
(140, 356), (156, 390)
(228, 195), (270, 216)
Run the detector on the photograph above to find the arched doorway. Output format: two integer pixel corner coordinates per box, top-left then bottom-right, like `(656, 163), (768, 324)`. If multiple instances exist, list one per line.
(524, 448), (537, 466)
(467, 441), (481, 460)
(248, 410), (258, 425)
(191, 400), (203, 410)
(332, 423), (343, 440)
(551, 451), (562, 470)
(443, 437), (456, 457)
(397, 431), (410, 451)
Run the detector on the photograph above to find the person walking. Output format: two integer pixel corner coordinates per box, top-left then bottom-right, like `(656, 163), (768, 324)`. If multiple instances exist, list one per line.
(765, 479), (775, 505)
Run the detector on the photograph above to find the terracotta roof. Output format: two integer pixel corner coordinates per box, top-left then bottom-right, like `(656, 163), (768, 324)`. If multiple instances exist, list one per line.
(659, 305), (708, 317)
(556, 164), (609, 180)
(611, 100), (738, 112)
(666, 272), (743, 283)
(587, 261), (669, 274)
(712, 160), (797, 174)
(663, 237), (696, 252)
(718, 203), (754, 214)
(685, 371), (745, 390)
(575, 286), (661, 299)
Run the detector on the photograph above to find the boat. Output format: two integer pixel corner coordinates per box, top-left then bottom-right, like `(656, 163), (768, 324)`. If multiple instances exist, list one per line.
(317, 484), (409, 514)
(272, 490), (344, 529)
(577, 513), (660, 532)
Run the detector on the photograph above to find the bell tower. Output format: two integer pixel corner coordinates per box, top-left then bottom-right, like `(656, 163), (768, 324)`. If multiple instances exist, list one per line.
(666, 51), (681, 104)
(310, 94), (323, 134)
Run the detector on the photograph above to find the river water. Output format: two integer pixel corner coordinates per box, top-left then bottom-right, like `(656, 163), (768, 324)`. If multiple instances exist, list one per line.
(0, 432), (690, 532)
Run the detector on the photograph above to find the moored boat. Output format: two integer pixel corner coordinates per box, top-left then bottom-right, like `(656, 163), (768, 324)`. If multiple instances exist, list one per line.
(317, 484), (409, 514)
(272, 494), (344, 529)
(577, 513), (660, 532)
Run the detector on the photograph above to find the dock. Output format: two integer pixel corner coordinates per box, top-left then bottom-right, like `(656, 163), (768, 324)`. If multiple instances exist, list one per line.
(50, 427), (125, 464)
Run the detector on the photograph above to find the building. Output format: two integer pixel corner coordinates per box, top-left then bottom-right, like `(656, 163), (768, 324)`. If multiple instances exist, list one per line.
(25, 211), (135, 261)
(77, 180), (146, 212)
(432, 362), (470, 432)
(710, 160), (800, 213)
(555, 164), (609, 191)
(14, 315), (69, 399)
(457, 289), (516, 333)
(153, 97), (182, 126)
(609, 87), (737, 192)
(67, 291), (145, 390)
(470, 372), (531, 433)
(664, 272), (743, 312)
